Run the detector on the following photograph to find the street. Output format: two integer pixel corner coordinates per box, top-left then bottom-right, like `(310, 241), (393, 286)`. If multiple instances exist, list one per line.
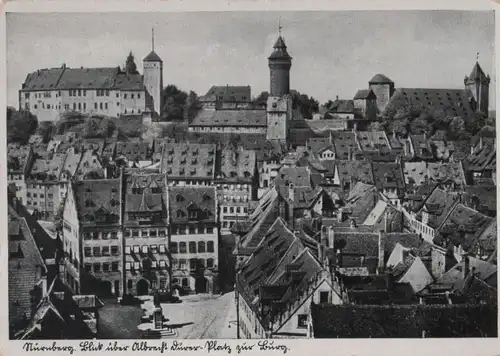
(160, 291), (238, 339)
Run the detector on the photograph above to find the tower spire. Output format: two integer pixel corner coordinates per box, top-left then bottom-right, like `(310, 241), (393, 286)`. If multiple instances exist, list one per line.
(152, 28), (155, 52)
(477, 52), (479, 62)
(278, 17), (283, 37)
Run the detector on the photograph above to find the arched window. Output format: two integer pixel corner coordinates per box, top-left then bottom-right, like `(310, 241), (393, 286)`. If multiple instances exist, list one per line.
(198, 241), (206, 253)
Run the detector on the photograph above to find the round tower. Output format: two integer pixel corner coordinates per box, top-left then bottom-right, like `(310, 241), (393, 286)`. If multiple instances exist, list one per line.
(268, 34), (292, 97)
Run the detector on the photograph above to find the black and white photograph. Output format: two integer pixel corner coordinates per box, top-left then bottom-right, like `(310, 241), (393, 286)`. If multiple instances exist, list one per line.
(4, 6), (498, 342)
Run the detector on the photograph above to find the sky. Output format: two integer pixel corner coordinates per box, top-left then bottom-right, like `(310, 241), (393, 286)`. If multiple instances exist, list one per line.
(6, 10), (495, 108)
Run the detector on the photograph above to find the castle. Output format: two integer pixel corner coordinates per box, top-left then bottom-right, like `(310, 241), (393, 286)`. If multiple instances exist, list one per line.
(19, 32), (163, 122)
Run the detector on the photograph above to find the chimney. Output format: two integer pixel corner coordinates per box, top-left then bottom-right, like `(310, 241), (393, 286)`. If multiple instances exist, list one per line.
(288, 183), (295, 202)
(337, 208), (343, 223)
(41, 276), (48, 298)
(463, 254), (470, 279)
(288, 183), (295, 230)
(384, 211), (390, 233)
(479, 136), (483, 149)
(328, 226), (335, 250)
(377, 230), (385, 273)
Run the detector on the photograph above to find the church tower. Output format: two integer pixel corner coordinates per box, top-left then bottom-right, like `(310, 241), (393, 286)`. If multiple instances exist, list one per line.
(268, 25), (292, 96)
(143, 29), (163, 118)
(464, 58), (490, 116)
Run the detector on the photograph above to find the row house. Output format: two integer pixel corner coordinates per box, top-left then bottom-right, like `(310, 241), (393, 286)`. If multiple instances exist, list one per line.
(7, 143), (35, 205)
(217, 147), (258, 235)
(123, 173), (170, 296)
(168, 186), (219, 294)
(62, 178), (123, 296)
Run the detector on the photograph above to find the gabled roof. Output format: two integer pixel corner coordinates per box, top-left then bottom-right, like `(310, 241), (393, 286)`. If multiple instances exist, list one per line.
(218, 148), (256, 183)
(327, 100), (354, 114)
(418, 187), (459, 229)
(335, 160), (374, 186)
(160, 142), (216, 180)
(168, 186), (217, 224)
(354, 89), (376, 100)
(371, 162), (405, 191)
(268, 36), (292, 60)
(427, 162), (466, 186)
(72, 179), (121, 226)
(190, 109), (267, 127)
(200, 85), (251, 103)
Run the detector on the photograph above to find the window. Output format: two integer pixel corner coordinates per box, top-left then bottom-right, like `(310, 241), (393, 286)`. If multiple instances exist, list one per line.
(131, 94), (134, 99)
(207, 241), (214, 253)
(138, 93), (141, 99)
(150, 230), (157, 237)
(132, 230), (139, 237)
(159, 260), (166, 269)
(116, 93), (119, 98)
(297, 314), (308, 329)
(125, 246), (131, 255)
(207, 227), (214, 234)
(106, 90), (110, 96)
(111, 262), (119, 272)
(84, 247), (91, 257)
(78, 89), (81, 97)
(179, 259), (187, 270)
(103, 263), (110, 272)
(223, 207), (228, 213)
(151, 261), (157, 269)
(159, 245), (166, 254)
(134, 262), (140, 270)
(170, 242), (178, 254)
(182, 278), (189, 287)
(78, 103), (81, 110)
(160, 278), (166, 289)
(141, 230), (149, 237)
(172, 259), (178, 269)
(100, 102), (103, 110)
(124, 94), (127, 99)
(206, 258), (214, 268)
(141, 245), (148, 254)
(93, 247), (100, 256)
(189, 242), (197, 253)
(125, 262), (131, 271)
(85, 264), (92, 272)
(151, 245), (158, 254)
(94, 103), (97, 110)
(111, 231), (118, 239)
(189, 227), (196, 234)
(198, 241), (206, 253)
(105, 103), (108, 110)
(190, 258), (197, 271)
(179, 242), (187, 253)
(94, 263), (101, 273)
(83, 90), (86, 97)
(102, 246), (110, 256)
(127, 280), (133, 290)
(133, 245), (140, 254)
(319, 291), (329, 304)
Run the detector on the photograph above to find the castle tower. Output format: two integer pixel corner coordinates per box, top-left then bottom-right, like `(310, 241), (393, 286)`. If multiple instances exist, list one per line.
(368, 74), (395, 114)
(266, 95), (292, 141)
(143, 29), (163, 118)
(268, 25), (292, 97)
(464, 58), (490, 116)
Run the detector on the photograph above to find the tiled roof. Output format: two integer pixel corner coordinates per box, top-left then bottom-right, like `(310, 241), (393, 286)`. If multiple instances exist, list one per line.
(410, 134), (434, 160)
(448, 140), (472, 162)
(465, 143), (496, 172)
(218, 148), (256, 183)
(354, 89), (376, 100)
(238, 188), (281, 252)
(190, 109), (267, 127)
(311, 302), (496, 338)
(356, 131), (390, 152)
(113, 73), (144, 91)
(9, 206), (48, 325)
(462, 185), (497, 214)
(306, 137), (333, 156)
(384, 88), (475, 118)
(80, 139), (105, 156)
(143, 50), (162, 62)
(116, 142), (150, 162)
(427, 162), (466, 186)
(371, 162), (405, 191)
(168, 186), (217, 224)
(419, 187), (459, 229)
(369, 73), (394, 84)
(327, 100), (354, 114)
(288, 126), (318, 148)
(434, 204), (493, 251)
(434, 257), (497, 291)
(160, 143), (216, 180)
(61, 149), (82, 179)
(275, 166), (311, 187)
(72, 179), (122, 226)
(21, 67), (65, 91)
(466, 62), (488, 82)
(75, 150), (104, 180)
(335, 160), (374, 186)
(343, 182), (378, 224)
(237, 218), (297, 305)
(331, 132), (360, 159)
(55, 67), (118, 90)
(29, 154), (66, 181)
(403, 162), (428, 187)
(200, 85), (251, 103)
(124, 173), (168, 225)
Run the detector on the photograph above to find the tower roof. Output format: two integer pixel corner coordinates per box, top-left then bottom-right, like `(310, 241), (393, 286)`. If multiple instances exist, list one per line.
(269, 36), (292, 60)
(369, 74), (394, 84)
(468, 62), (488, 81)
(143, 50), (163, 62)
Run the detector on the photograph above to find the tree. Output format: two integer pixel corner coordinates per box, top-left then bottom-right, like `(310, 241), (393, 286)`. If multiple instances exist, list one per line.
(323, 100), (335, 109)
(252, 91), (269, 107)
(125, 51), (138, 74)
(291, 91), (320, 119)
(161, 85), (189, 121)
(7, 107), (38, 144)
(37, 121), (56, 143)
(185, 91), (202, 123)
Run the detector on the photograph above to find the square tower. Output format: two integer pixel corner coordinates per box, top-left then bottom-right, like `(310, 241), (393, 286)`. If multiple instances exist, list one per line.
(266, 95), (292, 141)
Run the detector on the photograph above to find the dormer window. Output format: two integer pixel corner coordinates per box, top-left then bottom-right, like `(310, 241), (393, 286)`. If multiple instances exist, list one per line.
(176, 210), (185, 218)
(176, 194), (184, 202)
